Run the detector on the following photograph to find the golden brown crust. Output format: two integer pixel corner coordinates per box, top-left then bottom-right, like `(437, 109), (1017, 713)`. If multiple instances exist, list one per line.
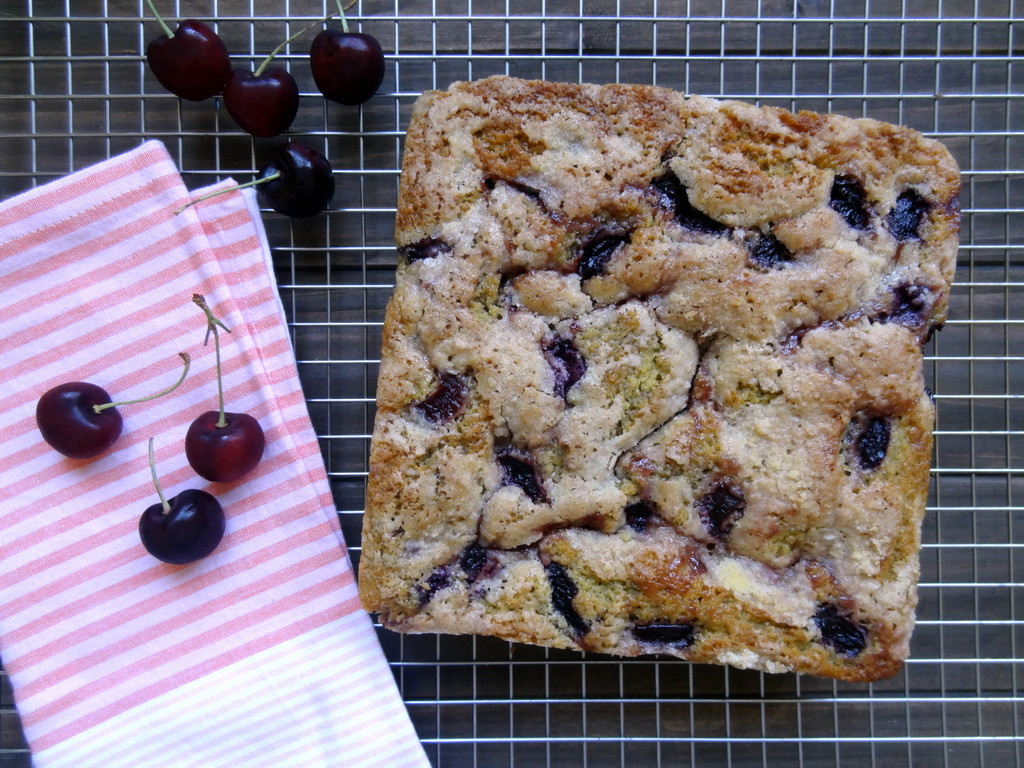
(362, 76), (959, 681)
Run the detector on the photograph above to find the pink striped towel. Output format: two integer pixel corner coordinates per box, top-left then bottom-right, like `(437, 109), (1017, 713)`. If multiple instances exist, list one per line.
(0, 141), (428, 767)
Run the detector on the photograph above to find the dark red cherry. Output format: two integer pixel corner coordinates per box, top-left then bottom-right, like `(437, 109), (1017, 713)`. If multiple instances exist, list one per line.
(145, 14), (231, 101)
(36, 382), (123, 459)
(310, 29), (385, 106)
(414, 371), (469, 424)
(186, 295), (266, 483)
(141, 438), (226, 564)
(36, 353), (189, 459)
(140, 488), (225, 564)
(185, 411), (266, 483)
(256, 142), (335, 218)
(223, 67), (300, 138)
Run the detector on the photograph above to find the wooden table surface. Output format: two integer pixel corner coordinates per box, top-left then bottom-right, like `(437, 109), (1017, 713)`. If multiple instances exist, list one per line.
(1, 2), (1022, 766)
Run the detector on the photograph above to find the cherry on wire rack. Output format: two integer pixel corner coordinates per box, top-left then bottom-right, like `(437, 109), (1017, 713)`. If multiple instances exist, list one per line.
(310, 0), (386, 106)
(144, 0), (231, 101)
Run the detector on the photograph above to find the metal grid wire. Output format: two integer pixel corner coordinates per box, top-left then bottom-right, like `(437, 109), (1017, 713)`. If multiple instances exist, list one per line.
(1, 1), (1021, 765)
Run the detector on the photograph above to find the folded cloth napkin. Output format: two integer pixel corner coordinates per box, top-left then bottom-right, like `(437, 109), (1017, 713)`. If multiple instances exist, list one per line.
(0, 141), (429, 768)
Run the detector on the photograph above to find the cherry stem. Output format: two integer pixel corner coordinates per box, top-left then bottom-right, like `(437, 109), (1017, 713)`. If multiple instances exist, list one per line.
(173, 172), (282, 215)
(148, 437), (171, 514)
(335, 0), (349, 34)
(255, 15), (337, 77)
(144, 0), (175, 40)
(192, 294), (233, 429)
(250, 0), (359, 75)
(94, 352), (191, 413)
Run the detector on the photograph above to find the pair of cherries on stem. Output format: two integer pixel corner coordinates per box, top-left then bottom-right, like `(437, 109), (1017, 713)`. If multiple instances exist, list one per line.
(146, 296), (263, 565)
(145, 0), (384, 138)
(35, 297), (264, 564)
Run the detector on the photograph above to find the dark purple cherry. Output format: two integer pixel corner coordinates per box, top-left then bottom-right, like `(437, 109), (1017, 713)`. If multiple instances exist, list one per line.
(144, 2), (230, 101)
(36, 353), (190, 459)
(496, 447), (548, 504)
(185, 295), (265, 483)
(813, 602), (867, 657)
(401, 237), (452, 262)
(633, 622), (696, 648)
(417, 565), (452, 606)
(546, 561), (589, 636)
(850, 415), (891, 472)
(578, 231), (630, 280)
(256, 142), (335, 218)
(460, 542), (489, 582)
(223, 67), (299, 138)
(830, 174), (870, 231)
(884, 283), (934, 333)
(174, 143), (333, 220)
(624, 501), (656, 532)
(696, 479), (746, 539)
(140, 438), (225, 564)
(544, 337), (586, 400)
(414, 371), (469, 423)
(748, 232), (792, 269)
(652, 173), (730, 235)
(310, 0), (385, 107)
(888, 189), (929, 242)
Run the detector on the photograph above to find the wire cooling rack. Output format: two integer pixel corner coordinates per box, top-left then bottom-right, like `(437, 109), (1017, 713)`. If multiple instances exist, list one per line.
(1, 1), (1022, 766)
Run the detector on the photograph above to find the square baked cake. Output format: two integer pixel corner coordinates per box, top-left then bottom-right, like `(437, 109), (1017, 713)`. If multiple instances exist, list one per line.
(359, 76), (959, 681)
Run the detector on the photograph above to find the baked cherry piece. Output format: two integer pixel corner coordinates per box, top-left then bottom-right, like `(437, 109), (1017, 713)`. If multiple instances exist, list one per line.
(36, 352), (190, 459)
(813, 602), (867, 657)
(185, 295), (265, 483)
(144, 1), (230, 101)
(414, 371), (469, 423)
(830, 174), (871, 231)
(633, 622), (696, 649)
(256, 142), (335, 218)
(545, 561), (589, 637)
(310, 1), (385, 106)
(696, 479), (746, 539)
(140, 438), (225, 564)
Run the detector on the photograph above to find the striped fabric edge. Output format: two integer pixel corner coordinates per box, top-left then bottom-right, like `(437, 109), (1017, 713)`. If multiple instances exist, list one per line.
(0, 149), (410, 761)
(33, 612), (429, 768)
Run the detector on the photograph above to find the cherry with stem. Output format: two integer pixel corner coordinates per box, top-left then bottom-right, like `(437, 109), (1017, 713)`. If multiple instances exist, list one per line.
(173, 141), (334, 219)
(36, 352), (191, 460)
(185, 294), (265, 483)
(140, 437), (226, 564)
(310, 0), (386, 106)
(222, 15), (332, 138)
(144, 0), (231, 101)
